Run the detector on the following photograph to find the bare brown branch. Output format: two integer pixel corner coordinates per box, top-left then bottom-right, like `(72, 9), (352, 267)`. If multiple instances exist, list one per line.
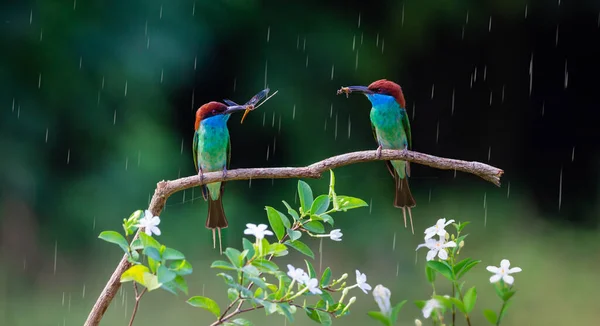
(84, 149), (503, 326)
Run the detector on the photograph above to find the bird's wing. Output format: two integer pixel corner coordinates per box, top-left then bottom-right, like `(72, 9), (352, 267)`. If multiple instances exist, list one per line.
(371, 121), (397, 179)
(401, 108), (412, 177)
(192, 130), (199, 172)
(223, 99), (239, 106)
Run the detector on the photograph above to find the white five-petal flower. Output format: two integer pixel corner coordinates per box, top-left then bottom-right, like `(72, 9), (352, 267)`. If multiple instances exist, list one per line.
(422, 298), (442, 319)
(424, 218), (455, 240)
(137, 210), (161, 236)
(486, 259), (522, 285)
(416, 238), (457, 261)
(373, 284), (392, 316)
(305, 278), (323, 294)
(329, 229), (343, 241)
(243, 223), (274, 240)
(287, 264), (309, 285)
(355, 270), (372, 294)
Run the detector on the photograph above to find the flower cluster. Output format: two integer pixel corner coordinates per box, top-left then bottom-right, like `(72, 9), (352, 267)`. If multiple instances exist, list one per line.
(416, 218), (457, 261)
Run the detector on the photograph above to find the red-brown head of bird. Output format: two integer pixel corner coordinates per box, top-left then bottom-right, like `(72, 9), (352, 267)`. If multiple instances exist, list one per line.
(194, 101), (247, 130)
(340, 79), (406, 109)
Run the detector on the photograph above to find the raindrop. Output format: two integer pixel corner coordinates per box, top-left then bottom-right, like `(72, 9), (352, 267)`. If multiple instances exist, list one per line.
(331, 65), (334, 80)
(470, 73), (473, 88)
(145, 20), (148, 36)
(159, 5), (163, 19)
(17, 105), (20, 119)
(369, 198), (373, 214)
(180, 138), (184, 155)
(93, 216), (96, 230)
(278, 116), (281, 133)
(507, 181), (510, 198)
(82, 284), (86, 298)
(501, 85), (505, 102)
(324, 119), (327, 131)
(125, 157), (128, 170)
(272, 112), (275, 127)
(113, 110), (117, 125)
(466, 11), (469, 24)
(273, 137), (277, 154)
(54, 240), (58, 274)
(558, 167), (563, 210)
(262, 112), (266, 126)
(79, 56), (82, 70)
(29, 10), (32, 24)
(571, 146), (575, 161)
(541, 101), (545, 116)
(147, 37), (150, 49)
(555, 25), (559, 46)
(392, 232), (396, 251)
(68, 293), (72, 312)
(483, 192), (487, 209)
(357, 12), (361, 28)
(483, 192), (487, 226)
(525, 5), (528, 18)
(296, 35), (299, 49)
(264, 60), (268, 87)
(191, 88), (195, 110)
(160, 69), (164, 83)
(101, 76), (105, 89)
(334, 113), (338, 140)
(248, 178), (252, 188)
(488, 16), (492, 31)
(488, 146), (492, 161)
(412, 102), (415, 120)
(355, 51), (359, 70)
(352, 35), (356, 51)
(124, 80), (128, 96)
(38, 73), (42, 88)
(11, 98), (14, 111)
(266, 146), (270, 161)
(347, 115), (351, 139)
(192, 1), (196, 16)
(396, 262), (400, 277)
(45, 128), (48, 143)
(292, 105), (296, 120)
(598, 12), (600, 28)
(489, 91), (493, 106)
(381, 38), (385, 53)
(451, 89), (455, 115)
(305, 56), (309, 68)
(558, 0), (561, 5)
(431, 84), (434, 99)
(232, 78), (237, 92)
(266, 26), (270, 42)
(194, 56), (197, 70)
(402, 4), (405, 26)
(361, 32), (363, 45)
(564, 60), (568, 88)
(529, 53), (533, 96)
(303, 37), (306, 51)
(376, 33), (379, 47)
(66, 149), (71, 164)
(330, 104), (333, 118)
(428, 188), (432, 202)
(182, 190), (186, 203)
(436, 121), (439, 144)
(454, 169), (457, 178)
(474, 66), (478, 82)
(62, 292), (65, 306)
(484, 65), (487, 81)
(39, 28), (43, 41)
(461, 25), (465, 39)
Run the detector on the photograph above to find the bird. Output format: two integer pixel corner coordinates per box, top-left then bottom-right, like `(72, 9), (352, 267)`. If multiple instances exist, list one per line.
(337, 79), (416, 233)
(193, 101), (248, 253)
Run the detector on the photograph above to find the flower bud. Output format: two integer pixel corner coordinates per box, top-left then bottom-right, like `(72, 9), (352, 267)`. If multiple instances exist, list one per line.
(415, 319), (423, 326)
(459, 240), (465, 248)
(348, 296), (356, 305)
(445, 232), (450, 241)
(339, 273), (348, 281)
(373, 284), (392, 316)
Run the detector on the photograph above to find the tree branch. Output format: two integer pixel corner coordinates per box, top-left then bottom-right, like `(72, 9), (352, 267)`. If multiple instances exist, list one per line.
(84, 149), (503, 326)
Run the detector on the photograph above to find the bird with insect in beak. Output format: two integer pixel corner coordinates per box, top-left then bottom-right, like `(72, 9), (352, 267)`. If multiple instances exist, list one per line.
(337, 79), (416, 233)
(193, 89), (272, 253)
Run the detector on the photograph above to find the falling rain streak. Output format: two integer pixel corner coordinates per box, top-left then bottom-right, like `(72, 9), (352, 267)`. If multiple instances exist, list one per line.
(124, 80), (128, 96)
(431, 84), (435, 99)
(572, 147), (575, 161)
(564, 61), (568, 88)
(451, 89), (455, 115)
(331, 65), (334, 80)
(347, 116), (351, 139)
(435, 121), (439, 144)
(483, 192), (487, 226)
(66, 149), (71, 164)
(334, 113), (338, 140)
(529, 53), (533, 96)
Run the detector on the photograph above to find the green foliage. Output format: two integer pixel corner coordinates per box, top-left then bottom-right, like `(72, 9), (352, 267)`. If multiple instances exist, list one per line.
(187, 296), (221, 317)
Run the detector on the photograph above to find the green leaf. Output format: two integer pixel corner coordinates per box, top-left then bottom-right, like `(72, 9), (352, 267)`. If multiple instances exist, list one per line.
(127, 250), (140, 263)
(247, 276), (267, 289)
(367, 311), (391, 326)
(425, 264), (437, 283)
(120, 265), (150, 284)
(390, 300), (407, 324)
(266, 206), (287, 240)
(169, 259), (193, 275)
(320, 291), (335, 306)
(211, 260), (238, 271)
(130, 238), (143, 250)
(242, 238), (255, 259)
(287, 228), (302, 241)
(260, 299), (278, 314)
(455, 221), (471, 233)
(143, 272), (162, 291)
(147, 256), (158, 274)
(143, 247), (162, 262)
(453, 258), (473, 274)
(311, 195), (331, 215)
(268, 243), (288, 257)
(305, 260), (316, 279)
(449, 297), (466, 314)
(225, 248), (244, 268)
(499, 300), (513, 320)
(98, 231), (130, 253)
(172, 275), (188, 295)
(427, 260), (455, 281)
(306, 308), (332, 325)
(228, 318), (254, 326)
(139, 232), (161, 249)
(162, 248), (185, 260)
(303, 221), (325, 233)
(336, 195), (368, 211)
(502, 289), (516, 302)
(457, 260), (481, 279)
(242, 265), (260, 278)
(414, 300), (427, 309)
(278, 302), (295, 322)
(433, 295), (453, 311)
(157, 264), (176, 284)
(228, 288), (239, 301)
(282, 200), (300, 221)
(483, 309), (498, 324)
(320, 214), (334, 226)
(298, 180), (314, 215)
(187, 296), (221, 317)
(286, 240), (314, 259)
(463, 286), (477, 313)
(320, 267), (331, 287)
(251, 259), (278, 273)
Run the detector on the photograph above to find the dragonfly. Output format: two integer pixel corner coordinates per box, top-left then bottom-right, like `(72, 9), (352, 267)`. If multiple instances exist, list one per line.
(223, 88), (272, 123)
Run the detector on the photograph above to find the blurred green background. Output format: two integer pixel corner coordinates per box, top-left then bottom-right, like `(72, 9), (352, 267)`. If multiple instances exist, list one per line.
(1, 0), (599, 325)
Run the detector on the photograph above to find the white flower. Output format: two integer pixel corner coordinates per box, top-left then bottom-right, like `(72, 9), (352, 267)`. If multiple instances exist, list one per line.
(243, 223), (274, 240)
(136, 210), (161, 236)
(287, 264), (309, 285)
(305, 278), (322, 294)
(486, 259), (522, 285)
(424, 218), (455, 240)
(422, 299), (442, 319)
(329, 229), (343, 241)
(355, 270), (372, 294)
(373, 284), (392, 316)
(416, 238), (457, 261)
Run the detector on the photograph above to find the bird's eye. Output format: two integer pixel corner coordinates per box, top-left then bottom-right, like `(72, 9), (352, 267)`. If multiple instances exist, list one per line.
(212, 109), (217, 114)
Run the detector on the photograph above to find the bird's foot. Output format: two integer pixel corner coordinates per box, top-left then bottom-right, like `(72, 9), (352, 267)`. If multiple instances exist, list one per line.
(376, 145), (383, 159)
(222, 167), (228, 180)
(198, 168), (205, 185)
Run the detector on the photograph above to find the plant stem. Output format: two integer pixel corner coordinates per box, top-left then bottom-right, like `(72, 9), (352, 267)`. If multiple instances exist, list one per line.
(496, 300), (507, 326)
(128, 283), (147, 326)
(454, 283), (472, 326)
(451, 285), (456, 326)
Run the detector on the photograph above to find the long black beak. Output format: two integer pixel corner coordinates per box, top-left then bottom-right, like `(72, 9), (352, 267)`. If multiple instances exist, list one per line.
(223, 105), (247, 115)
(346, 86), (373, 94)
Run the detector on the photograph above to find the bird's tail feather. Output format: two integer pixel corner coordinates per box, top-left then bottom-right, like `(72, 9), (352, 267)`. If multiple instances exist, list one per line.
(206, 197), (228, 229)
(394, 176), (416, 208)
